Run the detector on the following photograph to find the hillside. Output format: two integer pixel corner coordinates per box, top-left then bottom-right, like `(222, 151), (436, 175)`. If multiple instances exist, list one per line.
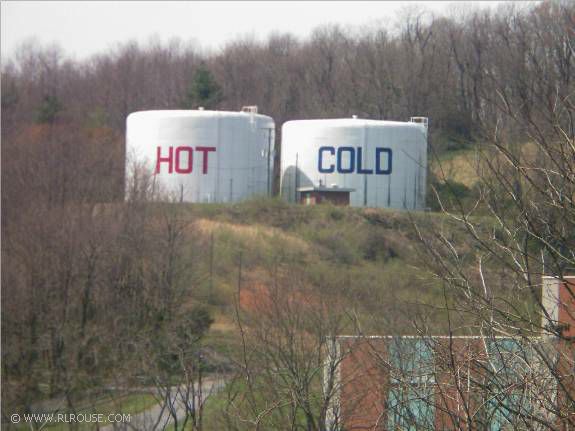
(148, 198), (475, 336)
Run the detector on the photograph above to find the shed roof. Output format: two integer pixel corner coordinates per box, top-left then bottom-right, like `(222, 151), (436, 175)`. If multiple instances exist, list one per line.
(297, 186), (356, 193)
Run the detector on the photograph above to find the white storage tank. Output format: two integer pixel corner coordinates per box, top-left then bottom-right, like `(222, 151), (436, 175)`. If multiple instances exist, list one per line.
(280, 117), (428, 209)
(126, 108), (275, 202)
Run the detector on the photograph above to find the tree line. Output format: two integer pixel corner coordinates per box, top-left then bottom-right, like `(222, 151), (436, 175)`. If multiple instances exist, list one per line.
(2, 2), (572, 214)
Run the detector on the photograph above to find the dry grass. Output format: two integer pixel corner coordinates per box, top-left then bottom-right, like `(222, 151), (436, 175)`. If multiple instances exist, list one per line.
(432, 150), (480, 187)
(433, 142), (544, 189)
(193, 218), (311, 253)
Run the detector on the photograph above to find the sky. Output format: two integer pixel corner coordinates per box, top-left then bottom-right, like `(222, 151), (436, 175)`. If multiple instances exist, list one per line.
(2, 1), (509, 61)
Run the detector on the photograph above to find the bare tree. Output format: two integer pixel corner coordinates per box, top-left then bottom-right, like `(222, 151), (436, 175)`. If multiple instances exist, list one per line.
(212, 253), (356, 431)
(414, 2), (575, 429)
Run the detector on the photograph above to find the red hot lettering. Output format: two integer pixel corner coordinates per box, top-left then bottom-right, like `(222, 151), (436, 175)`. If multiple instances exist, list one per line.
(196, 147), (216, 174)
(175, 147), (193, 173)
(156, 146), (174, 173)
(155, 146), (216, 174)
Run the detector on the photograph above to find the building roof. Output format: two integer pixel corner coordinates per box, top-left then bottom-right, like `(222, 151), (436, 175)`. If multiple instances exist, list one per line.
(297, 186), (356, 193)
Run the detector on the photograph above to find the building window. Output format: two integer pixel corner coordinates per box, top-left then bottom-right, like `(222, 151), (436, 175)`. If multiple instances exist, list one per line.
(482, 338), (535, 430)
(387, 338), (435, 430)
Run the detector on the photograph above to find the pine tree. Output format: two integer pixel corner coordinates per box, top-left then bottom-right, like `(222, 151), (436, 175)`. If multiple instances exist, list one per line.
(36, 94), (63, 124)
(184, 64), (222, 109)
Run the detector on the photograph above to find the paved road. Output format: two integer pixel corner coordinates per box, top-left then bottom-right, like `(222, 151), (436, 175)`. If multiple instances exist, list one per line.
(101, 378), (226, 431)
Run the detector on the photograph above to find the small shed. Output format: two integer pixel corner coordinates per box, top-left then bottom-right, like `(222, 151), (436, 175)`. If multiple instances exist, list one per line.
(297, 186), (355, 206)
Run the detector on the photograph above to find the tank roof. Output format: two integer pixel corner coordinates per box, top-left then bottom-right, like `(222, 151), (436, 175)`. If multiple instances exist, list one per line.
(128, 109), (273, 121)
(283, 118), (424, 129)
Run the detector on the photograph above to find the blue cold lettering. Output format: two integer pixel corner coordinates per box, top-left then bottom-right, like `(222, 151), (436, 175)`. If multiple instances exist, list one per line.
(337, 147), (355, 173)
(317, 146), (392, 174)
(356, 147), (373, 174)
(375, 148), (392, 174)
(318, 146), (335, 173)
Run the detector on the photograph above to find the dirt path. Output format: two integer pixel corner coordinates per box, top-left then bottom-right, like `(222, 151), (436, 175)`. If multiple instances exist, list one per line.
(101, 378), (226, 431)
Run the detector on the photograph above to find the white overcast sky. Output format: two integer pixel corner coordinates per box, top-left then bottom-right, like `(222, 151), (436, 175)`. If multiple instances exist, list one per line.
(2, 1), (512, 61)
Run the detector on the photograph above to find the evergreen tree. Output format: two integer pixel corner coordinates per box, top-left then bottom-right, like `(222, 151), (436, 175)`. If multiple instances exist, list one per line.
(36, 94), (63, 124)
(184, 64), (222, 109)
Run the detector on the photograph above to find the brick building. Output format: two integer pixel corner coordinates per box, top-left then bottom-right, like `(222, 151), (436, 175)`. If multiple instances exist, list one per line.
(326, 276), (575, 430)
